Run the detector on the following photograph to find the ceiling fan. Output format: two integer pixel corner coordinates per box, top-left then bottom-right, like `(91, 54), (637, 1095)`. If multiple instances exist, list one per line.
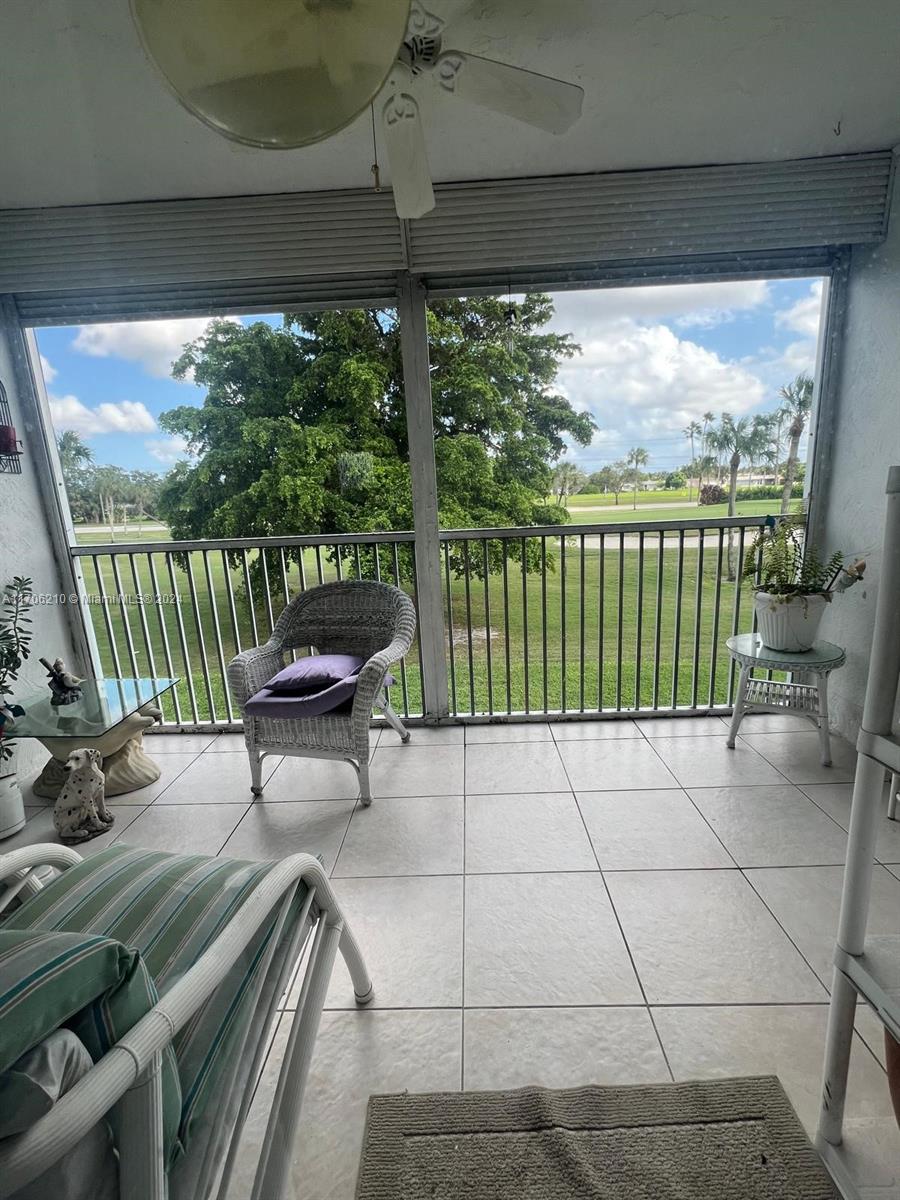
(132, 0), (583, 220)
(381, 3), (585, 219)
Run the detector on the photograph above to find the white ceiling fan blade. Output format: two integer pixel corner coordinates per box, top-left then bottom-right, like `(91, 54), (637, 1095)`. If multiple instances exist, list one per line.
(434, 51), (583, 135)
(381, 90), (435, 219)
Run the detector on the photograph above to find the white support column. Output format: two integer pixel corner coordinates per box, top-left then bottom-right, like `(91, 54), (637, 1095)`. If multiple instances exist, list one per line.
(397, 273), (449, 719)
(0, 297), (100, 676)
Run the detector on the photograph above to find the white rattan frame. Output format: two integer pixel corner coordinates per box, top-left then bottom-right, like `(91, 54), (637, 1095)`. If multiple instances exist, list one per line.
(227, 581), (417, 805)
(0, 843), (373, 1200)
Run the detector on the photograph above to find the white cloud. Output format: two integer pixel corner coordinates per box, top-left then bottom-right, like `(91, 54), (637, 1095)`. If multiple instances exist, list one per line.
(548, 280), (770, 339)
(776, 279), (824, 338)
(556, 317), (766, 466)
(71, 317), (239, 380)
(49, 394), (157, 436)
(39, 354), (57, 383)
(145, 434), (192, 464)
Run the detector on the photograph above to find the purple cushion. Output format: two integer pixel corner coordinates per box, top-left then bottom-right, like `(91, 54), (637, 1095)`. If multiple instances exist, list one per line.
(244, 671), (396, 720)
(265, 654), (364, 694)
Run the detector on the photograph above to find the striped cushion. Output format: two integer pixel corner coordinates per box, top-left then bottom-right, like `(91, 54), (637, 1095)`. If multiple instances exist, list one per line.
(0, 927), (155, 1075)
(4, 844), (301, 1162)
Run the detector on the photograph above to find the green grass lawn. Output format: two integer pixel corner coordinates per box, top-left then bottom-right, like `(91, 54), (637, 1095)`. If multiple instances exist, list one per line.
(567, 488), (693, 506)
(75, 527), (766, 724)
(562, 498), (800, 526)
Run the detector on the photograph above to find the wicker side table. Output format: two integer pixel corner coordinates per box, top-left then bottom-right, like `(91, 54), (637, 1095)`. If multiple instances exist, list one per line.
(725, 633), (846, 766)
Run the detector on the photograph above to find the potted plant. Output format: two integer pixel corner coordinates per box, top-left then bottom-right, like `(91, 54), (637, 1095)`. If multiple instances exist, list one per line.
(744, 519), (865, 652)
(0, 576), (32, 838)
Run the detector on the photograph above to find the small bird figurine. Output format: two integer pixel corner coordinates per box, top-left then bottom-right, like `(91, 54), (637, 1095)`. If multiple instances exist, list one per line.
(40, 657), (84, 706)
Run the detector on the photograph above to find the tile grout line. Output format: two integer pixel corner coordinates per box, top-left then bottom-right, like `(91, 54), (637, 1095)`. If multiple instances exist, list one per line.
(558, 742), (676, 1082)
(460, 735), (467, 1094)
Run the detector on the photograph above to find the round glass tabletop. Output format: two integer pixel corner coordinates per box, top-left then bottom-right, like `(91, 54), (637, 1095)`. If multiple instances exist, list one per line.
(725, 633), (846, 670)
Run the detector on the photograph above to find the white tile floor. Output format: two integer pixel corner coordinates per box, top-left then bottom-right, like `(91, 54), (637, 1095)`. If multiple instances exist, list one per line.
(8, 713), (900, 1199)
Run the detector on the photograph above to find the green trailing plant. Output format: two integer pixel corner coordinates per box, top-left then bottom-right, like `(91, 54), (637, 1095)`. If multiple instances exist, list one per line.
(0, 577), (33, 763)
(744, 519), (865, 598)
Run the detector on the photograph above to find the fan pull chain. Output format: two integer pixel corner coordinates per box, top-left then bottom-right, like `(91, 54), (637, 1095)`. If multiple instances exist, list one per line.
(370, 104), (382, 193)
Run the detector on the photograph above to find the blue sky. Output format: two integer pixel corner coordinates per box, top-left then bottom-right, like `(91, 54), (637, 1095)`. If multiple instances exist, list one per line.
(36, 276), (822, 475)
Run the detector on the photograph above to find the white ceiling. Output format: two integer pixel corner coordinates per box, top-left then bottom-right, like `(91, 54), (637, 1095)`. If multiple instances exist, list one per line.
(2, 0), (898, 211)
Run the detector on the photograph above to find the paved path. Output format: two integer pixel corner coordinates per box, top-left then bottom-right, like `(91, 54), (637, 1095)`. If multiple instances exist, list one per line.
(568, 499), (700, 514)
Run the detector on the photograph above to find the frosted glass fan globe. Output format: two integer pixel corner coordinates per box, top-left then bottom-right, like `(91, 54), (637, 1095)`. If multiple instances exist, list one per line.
(132, 0), (411, 148)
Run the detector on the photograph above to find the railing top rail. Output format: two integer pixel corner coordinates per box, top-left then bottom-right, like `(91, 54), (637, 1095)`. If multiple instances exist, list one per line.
(70, 513), (782, 556)
(70, 530), (418, 556)
(439, 515), (776, 539)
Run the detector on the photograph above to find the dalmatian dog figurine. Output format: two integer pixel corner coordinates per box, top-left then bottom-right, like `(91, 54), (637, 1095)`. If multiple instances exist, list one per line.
(53, 748), (114, 843)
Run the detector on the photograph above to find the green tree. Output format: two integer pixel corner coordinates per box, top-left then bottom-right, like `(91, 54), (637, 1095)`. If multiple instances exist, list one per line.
(626, 446), (649, 510)
(550, 461), (587, 506)
(56, 431), (94, 522)
(708, 414), (760, 579)
(664, 470), (687, 490)
(157, 299), (595, 559)
(683, 421), (701, 501)
(778, 373), (813, 514)
(587, 463), (628, 504)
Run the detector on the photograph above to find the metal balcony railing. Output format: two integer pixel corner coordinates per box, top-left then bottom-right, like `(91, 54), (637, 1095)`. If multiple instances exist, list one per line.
(70, 515), (769, 729)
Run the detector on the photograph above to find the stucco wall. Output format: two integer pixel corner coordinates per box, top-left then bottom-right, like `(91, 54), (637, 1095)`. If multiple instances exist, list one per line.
(818, 176), (900, 739)
(0, 318), (77, 776)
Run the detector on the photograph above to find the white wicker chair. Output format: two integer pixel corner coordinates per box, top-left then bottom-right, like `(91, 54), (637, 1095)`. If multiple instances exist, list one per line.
(227, 580), (417, 805)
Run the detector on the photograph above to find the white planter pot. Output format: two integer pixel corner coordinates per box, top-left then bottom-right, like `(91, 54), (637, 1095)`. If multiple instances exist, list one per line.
(754, 591), (828, 653)
(0, 769), (25, 839)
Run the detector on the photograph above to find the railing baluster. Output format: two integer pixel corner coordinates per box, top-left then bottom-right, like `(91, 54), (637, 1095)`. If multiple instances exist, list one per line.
(147, 552), (181, 723)
(203, 550), (233, 723)
(616, 532), (625, 711)
(560, 533), (567, 713)
(222, 550), (242, 655)
(462, 540), (476, 715)
(501, 539), (512, 715)
(653, 531), (664, 709)
(482, 539), (494, 715)
(671, 529), (685, 708)
(728, 525), (749, 704)
(635, 531), (645, 710)
(239, 550), (259, 650)
(540, 537), (549, 714)
(691, 527), (706, 709)
(708, 528), (725, 707)
(391, 542), (411, 718)
(407, 541), (425, 720)
(166, 552), (199, 724)
(278, 547), (291, 606)
(314, 545), (325, 586)
(579, 533), (586, 712)
(298, 546), (308, 592)
(185, 552), (216, 722)
(443, 541), (458, 717)
(334, 544), (343, 582)
(110, 554), (140, 678)
(597, 533), (605, 711)
(92, 556), (124, 678)
(128, 554), (157, 679)
(521, 536), (530, 715)
(354, 544), (363, 580)
(259, 548), (275, 635)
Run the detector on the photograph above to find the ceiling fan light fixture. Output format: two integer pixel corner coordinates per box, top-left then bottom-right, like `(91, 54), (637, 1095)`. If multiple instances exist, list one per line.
(131, 0), (412, 149)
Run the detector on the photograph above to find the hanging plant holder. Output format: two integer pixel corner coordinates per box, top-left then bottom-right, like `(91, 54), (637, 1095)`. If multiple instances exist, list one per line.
(0, 383), (22, 474)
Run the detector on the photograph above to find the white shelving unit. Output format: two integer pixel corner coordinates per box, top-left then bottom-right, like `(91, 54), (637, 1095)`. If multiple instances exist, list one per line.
(817, 466), (900, 1196)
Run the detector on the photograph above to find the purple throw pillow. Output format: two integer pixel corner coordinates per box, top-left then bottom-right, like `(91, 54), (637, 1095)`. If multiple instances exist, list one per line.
(265, 654), (364, 694)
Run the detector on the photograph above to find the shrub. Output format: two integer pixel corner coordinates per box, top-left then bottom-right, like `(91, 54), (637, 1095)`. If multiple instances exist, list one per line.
(734, 483), (804, 501)
(664, 471), (686, 490)
(699, 483), (725, 505)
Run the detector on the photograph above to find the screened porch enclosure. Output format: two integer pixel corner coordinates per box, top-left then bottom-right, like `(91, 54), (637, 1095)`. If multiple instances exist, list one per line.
(3, 149), (893, 730)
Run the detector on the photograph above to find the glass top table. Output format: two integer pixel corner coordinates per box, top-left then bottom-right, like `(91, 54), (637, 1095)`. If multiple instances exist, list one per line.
(725, 633), (846, 671)
(9, 676), (178, 741)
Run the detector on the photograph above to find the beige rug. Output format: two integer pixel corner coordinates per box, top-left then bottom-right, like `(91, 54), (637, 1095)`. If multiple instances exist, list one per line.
(356, 1076), (839, 1199)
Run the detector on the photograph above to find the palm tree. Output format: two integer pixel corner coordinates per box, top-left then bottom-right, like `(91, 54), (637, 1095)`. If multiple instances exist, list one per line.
(709, 415), (759, 579)
(778, 373), (813, 514)
(550, 460), (587, 506)
(700, 411), (715, 484)
(626, 446), (649, 510)
(683, 421), (702, 502)
(56, 430), (93, 478)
